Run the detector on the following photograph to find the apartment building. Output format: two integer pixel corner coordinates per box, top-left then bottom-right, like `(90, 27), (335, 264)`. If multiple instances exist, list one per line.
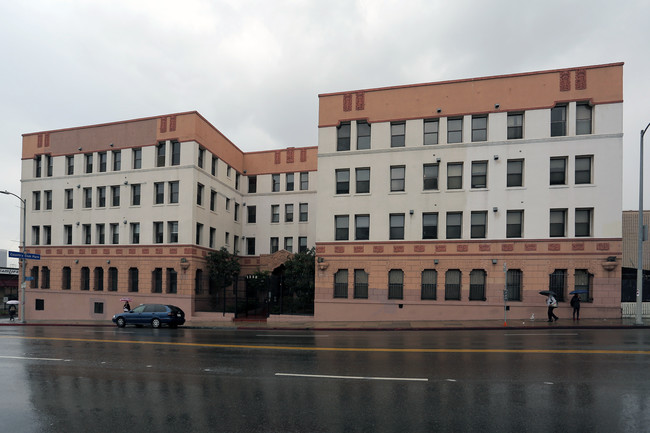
(314, 63), (623, 321)
(21, 112), (316, 322)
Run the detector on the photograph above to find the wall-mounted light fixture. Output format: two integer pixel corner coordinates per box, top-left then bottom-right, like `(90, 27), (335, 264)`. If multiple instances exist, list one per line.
(74, 259), (79, 264)
(123, 180), (128, 185)
(317, 257), (324, 263)
(492, 259), (498, 265)
(76, 184), (80, 189)
(78, 147), (82, 151)
(434, 259), (439, 265)
(75, 221), (80, 226)
(493, 155), (499, 160)
(436, 108), (442, 113)
(107, 260), (110, 264)
(409, 209), (414, 215)
(123, 220), (127, 224)
(109, 143), (114, 147)
(495, 103), (500, 109)
(493, 207), (498, 213)
(436, 157), (441, 163)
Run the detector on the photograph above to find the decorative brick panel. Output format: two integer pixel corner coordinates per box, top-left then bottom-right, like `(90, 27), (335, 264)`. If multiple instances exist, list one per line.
(103, 249), (110, 255)
(501, 244), (514, 252)
(56, 249), (62, 255)
(354, 246), (364, 253)
(169, 115), (176, 132)
(155, 248), (163, 254)
(142, 248), (149, 254)
(373, 246), (384, 253)
(334, 246), (344, 253)
(116, 249), (123, 255)
(575, 69), (587, 90)
(67, 249), (74, 254)
(560, 71), (571, 91)
(300, 148), (307, 162)
(316, 246), (326, 254)
(572, 242), (585, 251)
(548, 244), (561, 251)
(355, 92), (365, 110)
(160, 117), (167, 133)
(287, 148), (295, 163)
(170, 248), (177, 254)
(275, 151), (281, 164)
(79, 249), (85, 255)
(91, 249), (97, 254)
(343, 93), (353, 112)
(184, 248), (194, 255)
(436, 245), (446, 252)
(597, 242), (610, 251)
(457, 245), (468, 252)
(525, 243), (537, 251)
(45, 249), (52, 255)
(129, 249), (136, 254)
(394, 245), (404, 253)
(37, 134), (43, 148)
(244, 259), (251, 265)
(44, 133), (50, 147)
(414, 245), (425, 253)
(479, 244), (491, 251)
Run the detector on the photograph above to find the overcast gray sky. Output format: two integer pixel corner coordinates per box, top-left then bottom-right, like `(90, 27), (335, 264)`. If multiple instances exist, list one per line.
(1, 0), (648, 265)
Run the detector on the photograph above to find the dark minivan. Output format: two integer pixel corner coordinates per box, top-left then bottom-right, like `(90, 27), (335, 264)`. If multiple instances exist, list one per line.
(112, 304), (185, 328)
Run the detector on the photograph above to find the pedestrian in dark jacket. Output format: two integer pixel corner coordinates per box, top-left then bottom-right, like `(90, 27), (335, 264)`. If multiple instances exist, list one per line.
(570, 294), (581, 320)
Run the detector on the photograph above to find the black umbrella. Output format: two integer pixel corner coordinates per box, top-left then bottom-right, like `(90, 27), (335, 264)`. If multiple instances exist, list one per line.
(539, 290), (556, 296)
(569, 289), (589, 295)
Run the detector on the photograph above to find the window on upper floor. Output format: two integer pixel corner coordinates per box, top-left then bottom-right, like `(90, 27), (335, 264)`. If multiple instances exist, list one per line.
(154, 182), (164, 204)
(270, 237), (279, 253)
(31, 226), (40, 245)
(389, 213), (405, 240)
(44, 191), (52, 211)
(66, 155), (74, 175)
(337, 122), (351, 151)
(550, 209), (567, 237)
(355, 214), (369, 240)
(299, 237), (308, 253)
(299, 203), (308, 222)
(132, 148), (142, 169)
(471, 115), (487, 142)
(447, 118), (463, 143)
(286, 173), (294, 191)
(248, 176), (257, 193)
(422, 212), (438, 240)
(285, 204), (293, 223)
(272, 174), (280, 192)
(390, 166), (405, 192)
(336, 169), (350, 194)
(575, 155), (593, 184)
(33, 191), (41, 211)
(168, 221), (178, 243)
(508, 113), (523, 139)
(424, 119), (439, 145)
(391, 122), (405, 147)
(246, 237), (256, 255)
(355, 168), (370, 194)
(470, 211), (487, 239)
(550, 157), (567, 185)
(85, 154), (93, 173)
(507, 159), (523, 187)
(96, 186), (106, 208)
(111, 223), (120, 244)
(357, 121), (371, 150)
(156, 142), (166, 167)
(131, 184), (141, 206)
(98, 152), (107, 172)
(235, 173), (241, 190)
(247, 205), (256, 223)
(112, 150), (121, 171)
(423, 163), (439, 191)
(551, 105), (567, 137)
(284, 237), (292, 253)
(471, 161), (487, 189)
(335, 215), (349, 241)
(154, 222), (164, 244)
(576, 102), (592, 135)
(271, 204), (280, 223)
(130, 223), (140, 244)
(196, 183), (204, 206)
(83, 188), (92, 208)
(198, 147), (205, 169)
(506, 210), (523, 238)
(34, 157), (41, 178)
(300, 172), (309, 190)
(447, 162), (463, 190)
(96, 223), (105, 244)
(46, 155), (52, 177)
(211, 156), (218, 176)
(111, 186), (120, 207)
(65, 189), (73, 209)
(210, 190), (216, 211)
(171, 141), (180, 166)
(169, 181), (179, 204)
(575, 208), (593, 237)
(446, 212), (462, 239)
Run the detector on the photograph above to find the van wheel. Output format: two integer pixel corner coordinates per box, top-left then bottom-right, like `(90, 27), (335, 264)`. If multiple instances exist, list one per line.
(152, 318), (161, 328)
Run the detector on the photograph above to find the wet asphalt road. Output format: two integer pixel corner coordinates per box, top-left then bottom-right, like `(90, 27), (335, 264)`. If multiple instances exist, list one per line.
(0, 326), (649, 433)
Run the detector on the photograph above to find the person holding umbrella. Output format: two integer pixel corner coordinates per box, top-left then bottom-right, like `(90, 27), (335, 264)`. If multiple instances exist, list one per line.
(546, 293), (559, 322)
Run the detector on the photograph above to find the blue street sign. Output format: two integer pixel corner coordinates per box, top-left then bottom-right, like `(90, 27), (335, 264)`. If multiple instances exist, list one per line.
(25, 253), (40, 260)
(7, 251), (40, 260)
(8, 251), (23, 259)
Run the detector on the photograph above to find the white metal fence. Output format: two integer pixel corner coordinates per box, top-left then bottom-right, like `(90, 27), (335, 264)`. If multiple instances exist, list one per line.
(621, 302), (650, 318)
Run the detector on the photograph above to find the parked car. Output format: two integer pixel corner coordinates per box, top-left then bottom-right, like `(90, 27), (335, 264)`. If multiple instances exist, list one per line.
(112, 304), (185, 328)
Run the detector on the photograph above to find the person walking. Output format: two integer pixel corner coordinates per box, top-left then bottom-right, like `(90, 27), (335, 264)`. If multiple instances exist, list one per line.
(570, 293), (581, 321)
(547, 294), (559, 322)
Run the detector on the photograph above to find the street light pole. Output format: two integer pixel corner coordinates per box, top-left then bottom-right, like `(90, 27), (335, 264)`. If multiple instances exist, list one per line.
(1, 190), (26, 323)
(637, 123), (650, 325)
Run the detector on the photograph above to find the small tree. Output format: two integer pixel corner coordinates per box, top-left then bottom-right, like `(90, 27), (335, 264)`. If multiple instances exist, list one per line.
(283, 248), (315, 312)
(206, 247), (241, 302)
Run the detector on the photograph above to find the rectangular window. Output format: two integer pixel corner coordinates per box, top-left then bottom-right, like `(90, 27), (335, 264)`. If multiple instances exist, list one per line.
(576, 103), (592, 135)
(335, 215), (349, 241)
(575, 155), (592, 184)
(65, 189), (73, 209)
(112, 150), (121, 171)
(507, 113), (523, 139)
(575, 208), (592, 237)
(471, 161), (487, 188)
(66, 155), (74, 175)
(551, 105), (567, 137)
(421, 269), (437, 300)
(447, 162), (463, 189)
(128, 268), (139, 293)
(471, 115), (487, 142)
(154, 222), (164, 244)
(355, 214), (369, 240)
(300, 172), (309, 190)
(33, 191), (41, 211)
(96, 223), (105, 244)
(81, 267), (90, 290)
(507, 160), (523, 187)
(336, 169), (350, 194)
(574, 269), (592, 302)
(550, 157), (567, 185)
(388, 269), (404, 299)
(549, 269), (567, 302)
(130, 223), (140, 244)
(64, 225), (72, 245)
(284, 237), (293, 253)
(108, 267), (118, 292)
(209, 227), (216, 249)
(270, 237), (279, 253)
(168, 221), (178, 243)
(285, 204), (293, 222)
(196, 183), (204, 206)
(169, 181), (179, 204)
(506, 269), (522, 301)
(166, 268), (177, 294)
(298, 237), (308, 253)
(154, 182), (164, 204)
(447, 118), (463, 143)
(247, 205), (257, 223)
(170, 141), (180, 166)
(246, 237), (256, 255)
(422, 212), (438, 239)
(424, 119), (439, 145)
(286, 173), (294, 191)
(355, 168), (370, 194)
(211, 156), (218, 176)
(34, 157), (41, 178)
(337, 122), (351, 151)
(389, 213), (405, 240)
(152, 268), (162, 293)
(550, 209), (567, 237)
(93, 267), (104, 291)
(423, 163), (439, 190)
(132, 148), (142, 169)
(44, 190), (52, 210)
(46, 155), (52, 177)
(248, 176), (257, 193)
(225, 198), (230, 211)
(390, 166), (405, 192)
(469, 269), (486, 301)
(210, 190), (216, 211)
(271, 205), (280, 223)
(299, 203), (308, 222)
(43, 226), (51, 245)
(83, 188), (92, 208)
(446, 212), (462, 239)
(98, 152), (107, 172)
(111, 186), (120, 207)
(506, 210), (523, 238)
(62, 267), (71, 290)
(110, 223), (119, 244)
(334, 269), (348, 298)
(235, 173), (240, 190)
(354, 269), (368, 299)
(391, 122), (405, 147)
(470, 211), (487, 238)
(156, 142), (166, 167)
(357, 121), (371, 150)
(97, 186), (106, 207)
(272, 174), (280, 192)
(83, 224), (91, 244)
(227, 165), (232, 177)
(131, 184), (141, 206)
(85, 154), (93, 173)
(195, 223), (203, 245)
(445, 269), (461, 300)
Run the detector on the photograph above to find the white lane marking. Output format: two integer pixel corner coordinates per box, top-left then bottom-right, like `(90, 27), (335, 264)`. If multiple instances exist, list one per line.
(504, 333), (579, 336)
(445, 379), (457, 382)
(544, 382), (554, 385)
(275, 373), (428, 382)
(0, 355), (68, 362)
(256, 334), (329, 338)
